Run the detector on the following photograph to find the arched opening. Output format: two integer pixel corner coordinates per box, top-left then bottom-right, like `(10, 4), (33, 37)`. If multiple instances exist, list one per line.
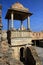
(25, 47), (36, 65)
(20, 47), (25, 63)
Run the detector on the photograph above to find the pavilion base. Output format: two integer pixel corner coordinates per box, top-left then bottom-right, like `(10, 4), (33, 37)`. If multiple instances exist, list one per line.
(0, 41), (42, 65)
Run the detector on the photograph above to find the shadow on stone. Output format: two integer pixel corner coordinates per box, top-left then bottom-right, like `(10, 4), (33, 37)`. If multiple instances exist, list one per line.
(20, 47), (36, 65)
(25, 47), (36, 65)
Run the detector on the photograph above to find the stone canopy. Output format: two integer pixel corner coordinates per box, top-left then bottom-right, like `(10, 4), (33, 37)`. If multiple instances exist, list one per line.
(5, 2), (32, 20)
(11, 2), (28, 12)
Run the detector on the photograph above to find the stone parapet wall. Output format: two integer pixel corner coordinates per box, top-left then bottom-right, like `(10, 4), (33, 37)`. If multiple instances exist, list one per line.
(10, 30), (43, 40)
(11, 30), (32, 38)
(32, 32), (43, 40)
(1, 30), (43, 41)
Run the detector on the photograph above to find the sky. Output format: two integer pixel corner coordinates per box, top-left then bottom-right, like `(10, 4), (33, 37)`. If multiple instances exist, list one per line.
(0, 0), (43, 32)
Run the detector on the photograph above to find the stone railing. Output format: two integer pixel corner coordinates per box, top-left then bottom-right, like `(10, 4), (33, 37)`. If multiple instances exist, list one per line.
(32, 32), (43, 40)
(11, 30), (32, 38)
(1, 30), (43, 40)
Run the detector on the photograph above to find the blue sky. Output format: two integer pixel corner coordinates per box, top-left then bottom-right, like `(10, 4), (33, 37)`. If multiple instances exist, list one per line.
(0, 0), (43, 32)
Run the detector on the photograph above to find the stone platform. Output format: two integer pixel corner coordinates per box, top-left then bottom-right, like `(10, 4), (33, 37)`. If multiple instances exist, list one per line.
(0, 41), (42, 65)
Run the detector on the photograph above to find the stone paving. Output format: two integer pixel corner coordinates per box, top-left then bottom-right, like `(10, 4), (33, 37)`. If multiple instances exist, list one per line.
(35, 47), (43, 65)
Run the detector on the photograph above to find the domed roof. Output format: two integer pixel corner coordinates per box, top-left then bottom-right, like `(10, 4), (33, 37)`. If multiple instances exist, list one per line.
(5, 2), (32, 20)
(11, 2), (28, 12)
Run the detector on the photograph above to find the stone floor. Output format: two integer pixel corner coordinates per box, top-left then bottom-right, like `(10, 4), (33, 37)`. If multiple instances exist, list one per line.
(35, 46), (43, 65)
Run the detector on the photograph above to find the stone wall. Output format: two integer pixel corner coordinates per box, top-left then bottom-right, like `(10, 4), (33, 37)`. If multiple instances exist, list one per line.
(0, 41), (24, 65)
(2, 30), (43, 41)
(11, 45), (42, 65)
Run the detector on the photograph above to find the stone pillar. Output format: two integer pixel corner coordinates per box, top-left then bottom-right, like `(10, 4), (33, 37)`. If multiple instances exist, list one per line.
(21, 21), (23, 30)
(12, 47), (20, 60)
(27, 16), (30, 29)
(8, 19), (10, 30)
(11, 12), (14, 29)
